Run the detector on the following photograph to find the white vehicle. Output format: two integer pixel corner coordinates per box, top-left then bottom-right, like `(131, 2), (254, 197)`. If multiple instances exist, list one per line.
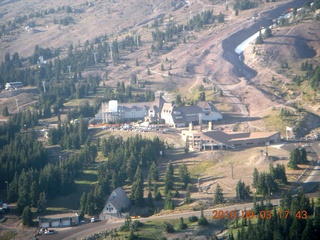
(91, 217), (96, 223)
(44, 230), (54, 235)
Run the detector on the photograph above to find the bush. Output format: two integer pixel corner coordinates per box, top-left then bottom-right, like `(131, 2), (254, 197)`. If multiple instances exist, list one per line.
(198, 208), (209, 226)
(128, 230), (138, 240)
(198, 216), (209, 226)
(179, 217), (188, 230)
(163, 222), (175, 233)
(188, 215), (198, 222)
(131, 220), (143, 230)
(119, 217), (131, 231)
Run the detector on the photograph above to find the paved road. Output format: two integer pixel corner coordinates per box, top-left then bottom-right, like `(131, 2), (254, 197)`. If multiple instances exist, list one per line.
(48, 140), (320, 240)
(304, 142), (320, 191)
(221, 0), (307, 80)
(42, 199), (282, 240)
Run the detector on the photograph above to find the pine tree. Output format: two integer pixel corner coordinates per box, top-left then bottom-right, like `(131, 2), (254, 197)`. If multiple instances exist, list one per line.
(218, 12), (224, 23)
(256, 30), (263, 44)
(130, 167), (144, 206)
(30, 181), (40, 208)
(174, 189), (180, 198)
(86, 191), (95, 215)
(2, 106), (9, 116)
(164, 191), (174, 210)
(289, 217), (303, 240)
(288, 148), (299, 169)
(22, 206), (33, 226)
(37, 192), (47, 212)
(213, 183), (224, 205)
(299, 148), (307, 164)
(228, 233), (235, 240)
(149, 162), (159, 181)
(147, 191), (154, 207)
(178, 163), (190, 188)
(134, 166), (143, 183)
(198, 91), (206, 101)
(154, 188), (162, 201)
(164, 161), (174, 194)
(236, 180), (251, 200)
(185, 185), (191, 204)
(8, 173), (19, 202)
(147, 173), (152, 191)
(179, 217), (187, 229)
(197, 207), (208, 226)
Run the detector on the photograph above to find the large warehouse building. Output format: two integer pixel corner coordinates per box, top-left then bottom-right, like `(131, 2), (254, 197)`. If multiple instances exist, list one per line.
(182, 123), (281, 151)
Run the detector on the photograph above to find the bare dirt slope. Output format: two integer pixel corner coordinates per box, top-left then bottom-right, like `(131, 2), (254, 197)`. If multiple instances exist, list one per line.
(2, 0), (315, 124)
(241, 20), (320, 130)
(1, 0), (320, 238)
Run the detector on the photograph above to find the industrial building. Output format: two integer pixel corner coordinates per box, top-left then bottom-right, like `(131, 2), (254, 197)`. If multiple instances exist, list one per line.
(182, 123), (281, 151)
(5, 82), (24, 90)
(95, 96), (222, 127)
(38, 213), (79, 228)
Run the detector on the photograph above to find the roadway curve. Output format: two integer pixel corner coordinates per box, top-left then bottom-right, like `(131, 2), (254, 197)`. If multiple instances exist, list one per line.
(44, 199), (282, 240)
(221, 0), (308, 80)
(304, 142), (320, 191)
(47, 183), (319, 240)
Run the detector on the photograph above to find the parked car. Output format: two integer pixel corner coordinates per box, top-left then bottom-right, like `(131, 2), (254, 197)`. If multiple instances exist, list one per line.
(44, 230), (54, 235)
(91, 217), (101, 222)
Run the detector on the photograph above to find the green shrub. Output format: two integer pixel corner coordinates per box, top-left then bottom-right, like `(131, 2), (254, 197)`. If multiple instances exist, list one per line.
(179, 217), (188, 230)
(132, 220), (143, 230)
(163, 222), (175, 233)
(188, 215), (198, 222)
(197, 216), (208, 226)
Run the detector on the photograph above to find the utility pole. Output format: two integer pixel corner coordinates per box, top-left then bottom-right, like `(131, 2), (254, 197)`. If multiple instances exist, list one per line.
(67, 65), (72, 80)
(5, 181), (9, 201)
(93, 52), (97, 64)
(109, 42), (113, 62)
(42, 81), (46, 92)
(229, 161), (234, 179)
(265, 142), (269, 156)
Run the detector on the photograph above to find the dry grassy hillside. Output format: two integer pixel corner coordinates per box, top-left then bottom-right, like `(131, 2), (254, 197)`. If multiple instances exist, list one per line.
(1, 0), (319, 134)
